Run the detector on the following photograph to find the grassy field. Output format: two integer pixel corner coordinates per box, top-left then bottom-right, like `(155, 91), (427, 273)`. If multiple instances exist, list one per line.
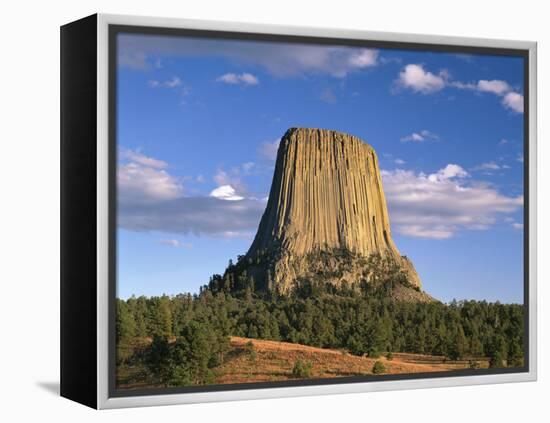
(117, 336), (489, 389)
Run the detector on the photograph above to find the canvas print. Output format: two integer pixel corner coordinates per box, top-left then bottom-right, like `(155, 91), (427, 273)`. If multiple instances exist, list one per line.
(114, 30), (526, 391)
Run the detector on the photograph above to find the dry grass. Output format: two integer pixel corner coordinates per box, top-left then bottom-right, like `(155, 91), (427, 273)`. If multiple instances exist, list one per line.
(215, 337), (481, 384)
(117, 336), (488, 389)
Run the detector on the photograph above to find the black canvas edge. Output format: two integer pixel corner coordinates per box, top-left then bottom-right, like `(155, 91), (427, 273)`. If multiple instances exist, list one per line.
(106, 23), (531, 400)
(60, 13), (99, 409)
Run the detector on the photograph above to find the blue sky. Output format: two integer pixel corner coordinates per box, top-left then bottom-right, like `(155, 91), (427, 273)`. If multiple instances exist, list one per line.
(116, 33), (525, 303)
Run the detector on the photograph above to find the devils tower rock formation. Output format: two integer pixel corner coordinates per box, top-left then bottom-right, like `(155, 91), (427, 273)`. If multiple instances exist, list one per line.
(225, 128), (429, 301)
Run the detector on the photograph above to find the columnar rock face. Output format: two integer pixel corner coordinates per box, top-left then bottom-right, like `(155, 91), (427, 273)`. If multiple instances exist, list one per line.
(245, 127), (422, 294)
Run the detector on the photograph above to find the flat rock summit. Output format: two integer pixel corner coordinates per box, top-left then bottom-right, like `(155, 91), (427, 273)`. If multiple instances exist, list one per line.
(226, 127), (430, 301)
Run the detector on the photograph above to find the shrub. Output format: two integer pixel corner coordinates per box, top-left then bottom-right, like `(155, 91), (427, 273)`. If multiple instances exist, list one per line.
(367, 347), (381, 358)
(292, 359), (313, 378)
(469, 360), (480, 369)
(346, 336), (366, 357)
(372, 361), (386, 374)
(386, 351), (394, 361)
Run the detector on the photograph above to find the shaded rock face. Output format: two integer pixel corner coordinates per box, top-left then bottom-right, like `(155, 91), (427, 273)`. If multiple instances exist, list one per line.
(245, 127), (421, 293)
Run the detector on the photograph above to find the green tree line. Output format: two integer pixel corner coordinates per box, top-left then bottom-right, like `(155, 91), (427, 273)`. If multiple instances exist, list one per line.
(117, 287), (524, 386)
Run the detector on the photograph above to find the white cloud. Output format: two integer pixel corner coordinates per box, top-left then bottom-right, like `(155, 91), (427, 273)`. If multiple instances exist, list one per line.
(213, 168), (245, 191)
(209, 185), (245, 201)
(400, 129), (439, 143)
(401, 133), (424, 142)
(117, 145), (523, 243)
(396, 64), (524, 114)
(499, 139), (509, 146)
(348, 49), (379, 68)
(118, 34), (379, 78)
(159, 239), (193, 249)
(449, 80), (476, 90)
(118, 150), (182, 204)
(239, 73), (260, 85)
(216, 73), (239, 84)
(428, 164), (469, 181)
(396, 64), (446, 94)
(117, 149), (266, 238)
(258, 139), (281, 161)
(216, 72), (259, 85)
(512, 223), (524, 230)
(119, 195), (265, 238)
(471, 161), (503, 171)
(502, 92), (524, 113)
(453, 78), (523, 114)
(394, 158), (406, 165)
(119, 148), (168, 169)
(477, 79), (511, 95)
(381, 165), (522, 239)
(148, 76), (182, 88)
(245, 46), (378, 77)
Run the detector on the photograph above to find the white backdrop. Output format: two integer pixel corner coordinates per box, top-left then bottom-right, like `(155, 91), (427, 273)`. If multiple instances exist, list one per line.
(1, 0), (547, 421)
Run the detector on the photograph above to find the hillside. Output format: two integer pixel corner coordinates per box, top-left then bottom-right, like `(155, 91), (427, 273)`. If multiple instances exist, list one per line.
(217, 337), (484, 383)
(117, 336), (488, 389)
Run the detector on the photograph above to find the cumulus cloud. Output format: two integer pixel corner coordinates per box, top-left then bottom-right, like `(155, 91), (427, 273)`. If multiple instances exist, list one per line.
(148, 76), (182, 88)
(216, 72), (259, 85)
(396, 65), (524, 113)
(118, 150), (182, 205)
(428, 164), (469, 181)
(119, 148), (168, 169)
(381, 165), (523, 239)
(117, 150), (265, 238)
(395, 64), (446, 94)
(477, 79), (511, 95)
(211, 160), (263, 196)
(453, 78), (524, 113)
(118, 148), (522, 242)
(401, 133), (423, 142)
(502, 92), (524, 113)
(209, 185), (245, 201)
(347, 49), (379, 68)
(400, 129), (439, 143)
(213, 168), (245, 192)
